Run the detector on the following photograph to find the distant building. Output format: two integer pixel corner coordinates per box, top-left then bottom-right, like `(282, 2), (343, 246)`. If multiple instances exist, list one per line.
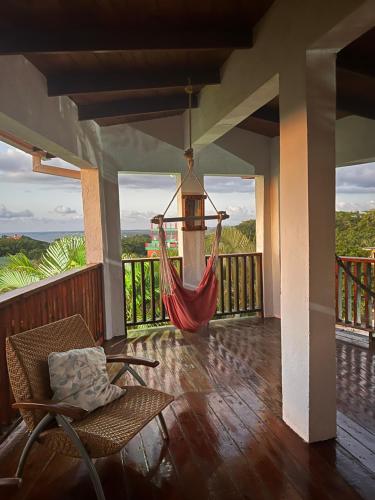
(145, 223), (178, 257)
(2, 234), (22, 240)
(363, 247), (375, 258)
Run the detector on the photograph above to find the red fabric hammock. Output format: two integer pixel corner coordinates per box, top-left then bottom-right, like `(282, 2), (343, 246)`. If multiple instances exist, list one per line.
(158, 219), (222, 332)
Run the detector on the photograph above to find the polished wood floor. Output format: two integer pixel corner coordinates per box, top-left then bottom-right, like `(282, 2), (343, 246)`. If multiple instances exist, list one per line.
(1, 317), (375, 499)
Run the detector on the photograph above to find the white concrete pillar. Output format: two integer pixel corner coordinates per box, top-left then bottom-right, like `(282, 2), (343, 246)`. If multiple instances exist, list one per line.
(255, 174), (272, 316)
(270, 139), (281, 318)
(255, 140), (281, 318)
(81, 167), (125, 339)
(279, 51), (336, 442)
(176, 173), (206, 289)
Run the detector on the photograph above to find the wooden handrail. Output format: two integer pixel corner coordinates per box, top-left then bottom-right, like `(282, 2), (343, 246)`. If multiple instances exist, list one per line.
(336, 256), (375, 335)
(122, 256), (181, 264)
(338, 256), (375, 263)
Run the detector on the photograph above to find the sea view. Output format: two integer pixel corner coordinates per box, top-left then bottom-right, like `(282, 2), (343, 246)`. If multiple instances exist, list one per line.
(1, 229), (150, 243)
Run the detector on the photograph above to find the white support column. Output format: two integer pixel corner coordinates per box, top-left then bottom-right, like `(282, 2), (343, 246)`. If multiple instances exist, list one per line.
(255, 141), (281, 318)
(270, 139), (281, 318)
(81, 167), (125, 340)
(279, 51), (336, 442)
(176, 173), (206, 289)
(255, 174), (273, 315)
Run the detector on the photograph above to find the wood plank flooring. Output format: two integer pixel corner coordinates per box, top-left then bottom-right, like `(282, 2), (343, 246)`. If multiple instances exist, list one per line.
(1, 317), (375, 499)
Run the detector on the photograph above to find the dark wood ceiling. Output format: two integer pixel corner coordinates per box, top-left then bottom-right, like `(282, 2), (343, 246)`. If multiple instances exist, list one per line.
(0, 0), (275, 127)
(239, 27), (375, 137)
(3, 2), (373, 135)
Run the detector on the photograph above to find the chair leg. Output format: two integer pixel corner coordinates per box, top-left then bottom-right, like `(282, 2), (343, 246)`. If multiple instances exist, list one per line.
(0, 414), (54, 489)
(157, 412), (169, 441)
(56, 415), (106, 500)
(16, 414), (55, 479)
(126, 365), (147, 386)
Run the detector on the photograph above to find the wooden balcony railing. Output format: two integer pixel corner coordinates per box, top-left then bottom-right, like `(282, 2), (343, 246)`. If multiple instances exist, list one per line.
(206, 253), (263, 317)
(0, 264), (104, 427)
(122, 253), (263, 330)
(122, 256), (183, 327)
(336, 256), (375, 334)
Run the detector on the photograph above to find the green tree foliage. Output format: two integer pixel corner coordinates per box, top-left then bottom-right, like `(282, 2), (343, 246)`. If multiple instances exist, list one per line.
(205, 226), (255, 254)
(121, 234), (151, 257)
(336, 210), (375, 257)
(0, 236), (48, 260)
(0, 236), (86, 292)
(236, 219), (256, 242)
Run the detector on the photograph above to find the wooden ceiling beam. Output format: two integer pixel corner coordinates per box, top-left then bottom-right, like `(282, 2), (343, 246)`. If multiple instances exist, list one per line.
(337, 58), (375, 78)
(0, 29), (252, 55)
(252, 106), (279, 123)
(47, 69), (221, 96)
(78, 94), (198, 121)
(337, 95), (375, 120)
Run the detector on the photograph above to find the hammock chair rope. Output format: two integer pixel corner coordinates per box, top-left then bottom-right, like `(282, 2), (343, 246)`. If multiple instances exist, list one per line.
(152, 80), (227, 332)
(159, 85), (219, 220)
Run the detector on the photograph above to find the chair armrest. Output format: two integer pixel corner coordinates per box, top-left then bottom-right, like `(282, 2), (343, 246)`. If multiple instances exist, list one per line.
(12, 400), (88, 420)
(106, 354), (159, 368)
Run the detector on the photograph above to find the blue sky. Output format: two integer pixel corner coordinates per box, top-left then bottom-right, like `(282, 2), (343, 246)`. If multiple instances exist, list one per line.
(0, 140), (374, 232)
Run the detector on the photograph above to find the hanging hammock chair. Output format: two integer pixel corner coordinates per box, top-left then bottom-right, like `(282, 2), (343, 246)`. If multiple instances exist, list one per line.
(152, 85), (229, 332)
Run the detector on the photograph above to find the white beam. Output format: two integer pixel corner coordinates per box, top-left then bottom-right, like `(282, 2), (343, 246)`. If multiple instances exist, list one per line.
(0, 55), (102, 169)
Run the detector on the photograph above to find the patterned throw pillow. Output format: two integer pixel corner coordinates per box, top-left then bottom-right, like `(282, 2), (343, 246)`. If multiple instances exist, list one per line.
(48, 346), (126, 415)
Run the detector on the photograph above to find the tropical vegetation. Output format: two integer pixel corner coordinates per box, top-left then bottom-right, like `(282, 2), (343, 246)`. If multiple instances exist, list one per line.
(1, 210), (374, 296)
(0, 235), (48, 261)
(335, 210), (375, 257)
(0, 236), (86, 292)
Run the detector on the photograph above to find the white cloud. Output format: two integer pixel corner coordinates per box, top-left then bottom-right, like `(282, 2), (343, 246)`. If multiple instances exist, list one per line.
(0, 204), (33, 219)
(336, 200), (375, 212)
(54, 205), (77, 215)
(0, 145), (80, 190)
(225, 205), (253, 224)
(118, 173), (255, 194)
(336, 163), (375, 194)
(205, 176), (255, 194)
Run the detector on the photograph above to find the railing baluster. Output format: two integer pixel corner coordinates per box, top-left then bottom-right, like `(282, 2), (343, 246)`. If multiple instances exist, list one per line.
(353, 263), (358, 325)
(364, 262), (370, 329)
(131, 261), (137, 325)
(150, 260), (156, 323)
(227, 256), (232, 313)
(219, 256), (225, 314)
(356, 262), (362, 326)
(337, 265), (343, 323)
(347, 262), (353, 324)
(344, 262), (349, 324)
(235, 255), (240, 313)
(140, 260), (146, 324)
(335, 261), (339, 322)
(251, 255), (256, 311)
(257, 254), (264, 316)
(243, 255), (248, 312)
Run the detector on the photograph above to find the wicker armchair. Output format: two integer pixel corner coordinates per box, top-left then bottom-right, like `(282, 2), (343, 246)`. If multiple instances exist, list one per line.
(0, 314), (174, 500)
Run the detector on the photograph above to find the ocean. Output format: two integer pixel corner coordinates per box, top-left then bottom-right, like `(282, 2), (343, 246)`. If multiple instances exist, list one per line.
(2, 229), (150, 243)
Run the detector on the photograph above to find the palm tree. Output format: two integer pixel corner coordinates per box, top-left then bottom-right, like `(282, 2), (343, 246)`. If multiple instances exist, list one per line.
(0, 236), (86, 292)
(205, 226), (255, 254)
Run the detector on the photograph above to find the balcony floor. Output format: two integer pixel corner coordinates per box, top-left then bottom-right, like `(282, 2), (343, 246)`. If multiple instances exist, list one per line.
(1, 317), (375, 499)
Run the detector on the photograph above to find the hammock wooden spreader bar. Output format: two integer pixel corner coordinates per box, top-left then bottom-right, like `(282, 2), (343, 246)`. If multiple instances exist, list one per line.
(151, 211), (229, 225)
